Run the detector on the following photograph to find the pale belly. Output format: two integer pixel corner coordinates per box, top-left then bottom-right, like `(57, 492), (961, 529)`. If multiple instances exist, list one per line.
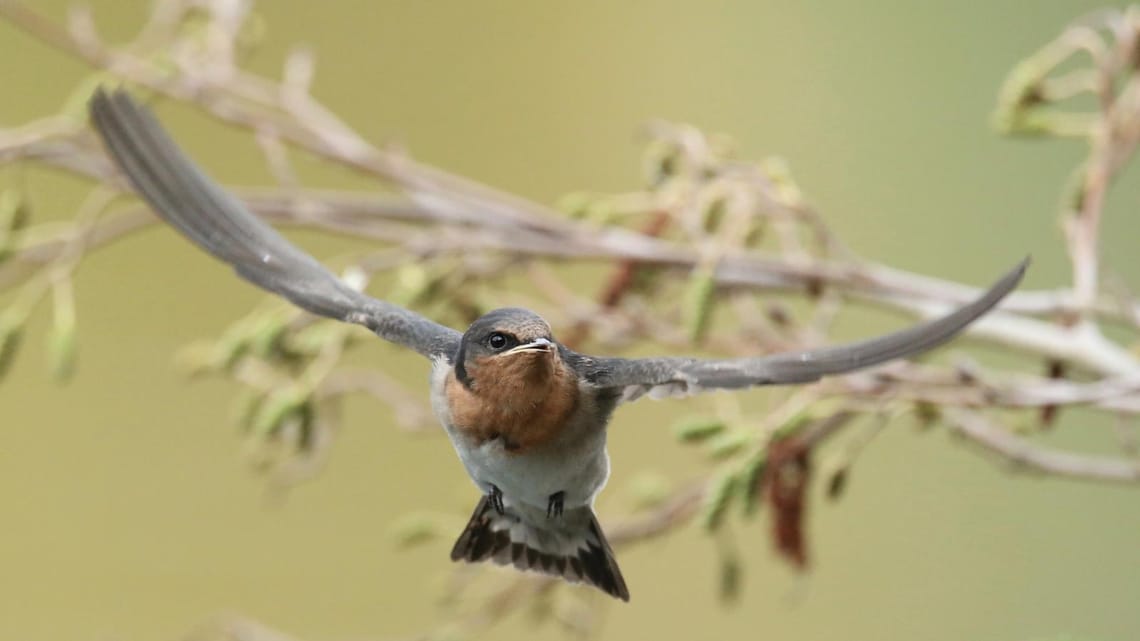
(449, 430), (611, 510)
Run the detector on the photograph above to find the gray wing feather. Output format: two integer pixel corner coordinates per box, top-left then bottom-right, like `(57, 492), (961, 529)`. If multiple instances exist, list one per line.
(574, 258), (1028, 401)
(89, 89), (460, 360)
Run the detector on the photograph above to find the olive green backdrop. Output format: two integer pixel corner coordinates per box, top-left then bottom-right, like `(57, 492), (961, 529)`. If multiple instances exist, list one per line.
(2, 2), (1138, 640)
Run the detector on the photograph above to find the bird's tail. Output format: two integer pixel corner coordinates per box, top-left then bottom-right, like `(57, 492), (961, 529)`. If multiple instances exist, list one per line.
(450, 496), (629, 601)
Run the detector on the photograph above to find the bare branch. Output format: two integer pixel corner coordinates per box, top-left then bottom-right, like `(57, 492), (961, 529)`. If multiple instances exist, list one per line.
(946, 409), (1140, 483)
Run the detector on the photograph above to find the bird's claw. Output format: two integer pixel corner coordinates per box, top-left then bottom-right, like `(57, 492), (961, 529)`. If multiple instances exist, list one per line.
(489, 485), (506, 515)
(546, 491), (565, 519)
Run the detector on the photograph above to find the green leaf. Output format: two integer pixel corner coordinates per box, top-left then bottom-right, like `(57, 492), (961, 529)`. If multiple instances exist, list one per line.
(626, 471), (672, 509)
(46, 322), (77, 382)
(388, 513), (441, 548)
(231, 389), (266, 431)
(0, 189), (31, 263)
(47, 279), (78, 382)
(683, 266), (716, 344)
(702, 197), (727, 233)
(826, 467), (849, 501)
(556, 191), (595, 219)
(772, 407), (814, 439)
(251, 387), (309, 438)
(718, 553), (742, 603)
(913, 400), (941, 426)
(389, 264), (431, 307)
(706, 430), (750, 460)
(740, 455), (767, 517)
(0, 313), (24, 382)
(671, 416), (726, 442)
(248, 316), (289, 359)
(701, 470), (740, 531)
(641, 139), (680, 186)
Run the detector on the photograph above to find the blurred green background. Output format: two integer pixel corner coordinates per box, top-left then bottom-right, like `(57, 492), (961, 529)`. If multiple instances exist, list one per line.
(2, 1), (1140, 640)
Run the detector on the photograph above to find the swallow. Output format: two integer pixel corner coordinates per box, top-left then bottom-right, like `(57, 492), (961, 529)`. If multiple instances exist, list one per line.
(88, 88), (1027, 602)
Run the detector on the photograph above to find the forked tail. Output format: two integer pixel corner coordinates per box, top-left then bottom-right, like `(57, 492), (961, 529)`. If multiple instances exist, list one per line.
(450, 496), (630, 601)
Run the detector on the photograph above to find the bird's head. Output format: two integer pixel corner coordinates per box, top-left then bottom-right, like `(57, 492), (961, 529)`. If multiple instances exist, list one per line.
(455, 307), (560, 390)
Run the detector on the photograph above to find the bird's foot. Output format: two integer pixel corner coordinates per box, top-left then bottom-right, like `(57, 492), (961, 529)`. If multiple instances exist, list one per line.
(489, 485), (506, 515)
(546, 491), (565, 519)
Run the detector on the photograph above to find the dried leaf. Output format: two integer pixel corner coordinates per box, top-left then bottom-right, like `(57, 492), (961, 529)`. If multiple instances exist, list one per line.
(765, 436), (811, 569)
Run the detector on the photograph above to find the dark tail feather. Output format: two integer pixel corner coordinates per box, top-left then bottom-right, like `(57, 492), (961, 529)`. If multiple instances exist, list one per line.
(450, 496), (630, 601)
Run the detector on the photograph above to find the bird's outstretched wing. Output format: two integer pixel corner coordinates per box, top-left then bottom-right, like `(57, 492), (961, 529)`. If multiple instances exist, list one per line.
(570, 259), (1027, 401)
(89, 88), (461, 360)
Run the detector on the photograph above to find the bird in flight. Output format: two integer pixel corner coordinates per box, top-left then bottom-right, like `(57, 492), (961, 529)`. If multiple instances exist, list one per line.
(89, 88), (1026, 602)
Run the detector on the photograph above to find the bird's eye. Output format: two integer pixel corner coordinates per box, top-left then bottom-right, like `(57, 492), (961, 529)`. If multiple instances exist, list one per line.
(488, 332), (509, 350)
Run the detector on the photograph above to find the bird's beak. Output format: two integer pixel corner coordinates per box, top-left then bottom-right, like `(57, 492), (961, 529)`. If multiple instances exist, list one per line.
(506, 337), (554, 355)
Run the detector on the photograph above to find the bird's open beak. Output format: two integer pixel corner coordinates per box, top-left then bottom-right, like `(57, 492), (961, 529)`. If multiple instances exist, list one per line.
(506, 337), (554, 355)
